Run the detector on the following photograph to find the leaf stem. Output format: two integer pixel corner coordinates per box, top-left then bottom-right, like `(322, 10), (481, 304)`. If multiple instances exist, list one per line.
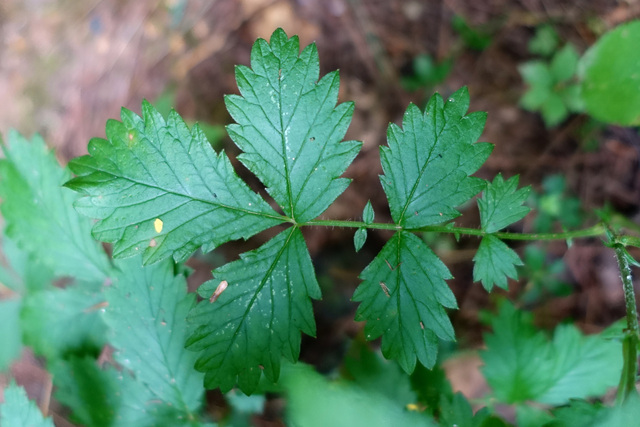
(613, 242), (640, 403)
(302, 220), (606, 241)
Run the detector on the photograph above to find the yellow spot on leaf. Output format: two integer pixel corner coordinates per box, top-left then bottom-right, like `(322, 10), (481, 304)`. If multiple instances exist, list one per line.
(406, 403), (420, 411)
(154, 218), (163, 233)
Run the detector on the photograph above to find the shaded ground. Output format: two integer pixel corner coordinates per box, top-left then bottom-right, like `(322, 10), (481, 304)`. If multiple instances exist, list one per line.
(1, 0), (640, 424)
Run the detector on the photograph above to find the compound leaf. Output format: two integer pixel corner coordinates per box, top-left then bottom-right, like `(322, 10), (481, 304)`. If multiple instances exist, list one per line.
(225, 28), (361, 222)
(353, 231), (457, 373)
(66, 102), (282, 264)
(478, 174), (531, 233)
(103, 257), (205, 416)
(0, 131), (111, 282)
(473, 235), (522, 291)
(380, 87), (492, 228)
(186, 227), (320, 393)
(0, 382), (54, 427)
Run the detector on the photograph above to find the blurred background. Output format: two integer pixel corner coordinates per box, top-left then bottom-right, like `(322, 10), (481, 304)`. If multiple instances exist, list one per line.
(1, 0), (640, 423)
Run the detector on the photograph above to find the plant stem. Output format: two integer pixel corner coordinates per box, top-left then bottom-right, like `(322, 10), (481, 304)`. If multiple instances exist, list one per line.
(302, 220), (606, 241)
(613, 243), (640, 403)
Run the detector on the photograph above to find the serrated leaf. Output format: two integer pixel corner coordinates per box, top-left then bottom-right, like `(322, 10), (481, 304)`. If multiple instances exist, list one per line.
(103, 257), (205, 416)
(0, 299), (22, 371)
(21, 284), (107, 359)
(353, 231), (457, 373)
(66, 102), (282, 264)
(482, 301), (622, 405)
(380, 87), (492, 228)
(473, 235), (523, 291)
(0, 131), (111, 282)
(478, 174), (531, 233)
(225, 28), (361, 222)
(0, 382), (54, 427)
(186, 227), (320, 393)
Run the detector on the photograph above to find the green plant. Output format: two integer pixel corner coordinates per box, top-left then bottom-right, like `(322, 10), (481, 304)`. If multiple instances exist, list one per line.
(2, 28), (640, 425)
(519, 43), (583, 127)
(520, 19), (640, 127)
(401, 54), (452, 92)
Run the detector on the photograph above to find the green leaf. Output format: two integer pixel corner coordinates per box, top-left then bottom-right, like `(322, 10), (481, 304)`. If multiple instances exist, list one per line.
(344, 340), (416, 407)
(482, 301), (622, 405)
(439, 392), (502, 427)
(473, 235), (523, 291)
(103, 257), (205, 416)
(21, 284), (107, 359)
(520, 85), (551, 111)
(0, 299), (22, 371)
(380, 87), (491, 228)
(186, 227), (321, 393)
(596, 392), (640, 426)
(559, 84), (585, 112)
(353, 231), (457, 373)
(362, 200), (375, 224)
(520, 61), (553, 87)
(528, 25), (560, 57)
(51, 356), (206, 427)
(0, 235), (54, 294)
(225, 28), (361, 222)
(451, 15), (493, 51)
(282, 363), (437, 427)
(354, 228), (367, 252)
(65, 101), (282, 264)
(550, 44), (579, 82)
(354, 201), (374, 251)
(580, 20), (640, 125)
(541, 93), (568, 126)
(478, 174), (531, 233)
(0, 131), (111, 282)
(0, 382), (54, 427)
(549, 400), (606, 427)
